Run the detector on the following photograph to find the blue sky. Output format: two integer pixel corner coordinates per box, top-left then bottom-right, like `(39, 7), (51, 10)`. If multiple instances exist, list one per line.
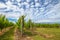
(0, 0), (60, 23)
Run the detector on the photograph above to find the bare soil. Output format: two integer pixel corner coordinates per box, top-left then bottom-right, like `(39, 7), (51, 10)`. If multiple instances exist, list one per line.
(14, 28), (33, 40)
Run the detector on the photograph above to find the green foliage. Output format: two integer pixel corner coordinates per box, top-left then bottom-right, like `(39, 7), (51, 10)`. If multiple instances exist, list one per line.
(26, 19), (32, 29)
(0, 14), (14, 30)
(34, 23), (60, 28)
(0, 27), (15, 40)
(16, 15), (25, 29)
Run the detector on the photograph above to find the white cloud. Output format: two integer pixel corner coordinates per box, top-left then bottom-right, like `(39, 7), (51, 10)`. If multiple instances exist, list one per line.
(23, 2), (30, 8)
(24, 2), (28, 5)
(24, 8), (35, 20)
(6, 1), (12, 5)
(40, 7), (45, 12)
(0, 0), (60, 23)
(33, 2), (60, 23)
(35, 0), (39, 2)
(18, 3), (21, 7)
(16, 0), (21, 2)
(0, 12), (20, 20)
(30, 5), (35, 8)
(5, 1), (21, 12)
(35, 2), (40, 7)
(45, 3), (60, 18)
(0, 3), (6, 8)
(26, 0), (31, 3)
(35, 19), (52, 23)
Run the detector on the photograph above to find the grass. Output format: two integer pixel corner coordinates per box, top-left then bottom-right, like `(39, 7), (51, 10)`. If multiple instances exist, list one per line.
(32, 28), (60, 40)
(0, 27), (60, 40)
(0, 27), (15, 40)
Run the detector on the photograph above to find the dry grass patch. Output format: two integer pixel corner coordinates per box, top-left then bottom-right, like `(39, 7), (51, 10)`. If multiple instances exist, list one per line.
(42, 34), (55, 38)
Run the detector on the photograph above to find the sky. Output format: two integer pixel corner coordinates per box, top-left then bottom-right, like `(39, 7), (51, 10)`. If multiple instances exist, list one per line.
(0, 0), (60, 23)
